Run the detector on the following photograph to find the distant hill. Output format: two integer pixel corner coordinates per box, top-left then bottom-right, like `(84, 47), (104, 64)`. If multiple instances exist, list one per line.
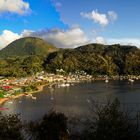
(0, 37), (58, 58)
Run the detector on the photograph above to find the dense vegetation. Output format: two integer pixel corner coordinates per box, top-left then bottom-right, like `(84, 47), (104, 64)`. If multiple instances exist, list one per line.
(0, 41), (140, 77)
(0, 37), (58, 58)
(0, 99), (140, 140)
(44, 44), (140, 76)
(0, 55), (44, 77)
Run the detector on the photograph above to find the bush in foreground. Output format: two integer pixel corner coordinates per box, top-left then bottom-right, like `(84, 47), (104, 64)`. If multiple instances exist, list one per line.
(82, 99), (140, 140)
(27, 112), (69, 140)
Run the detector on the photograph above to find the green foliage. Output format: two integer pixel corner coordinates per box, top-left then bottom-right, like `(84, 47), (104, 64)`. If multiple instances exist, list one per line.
(22, 84), (38, 92)
(45, 44), (140, 76)
(125, 51), (140, 75)
(0, 93), (4, 98)
(0, 55), (44, 77)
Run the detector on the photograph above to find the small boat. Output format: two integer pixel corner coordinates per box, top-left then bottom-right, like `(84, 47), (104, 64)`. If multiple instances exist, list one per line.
(8, 101), (13, 104)
(105, 77), (109, 83)
(32, 96), (37, 100)
(60, 83), (66, 87)
(65, 83), (70, 87)
(0, 108), (9, 110)
(128, 79), (134, 83)
(105, 79), (109, 83)
(58, 83), (70, 87)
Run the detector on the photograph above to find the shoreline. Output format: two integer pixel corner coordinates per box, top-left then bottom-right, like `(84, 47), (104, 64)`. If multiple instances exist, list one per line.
(0, 77), (140, 106)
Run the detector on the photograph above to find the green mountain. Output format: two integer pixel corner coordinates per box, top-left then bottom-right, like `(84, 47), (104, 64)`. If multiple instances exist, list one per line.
(0, 37), (58, 58)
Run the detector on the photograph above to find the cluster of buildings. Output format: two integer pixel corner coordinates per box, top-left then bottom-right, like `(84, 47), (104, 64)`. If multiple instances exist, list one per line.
(0, 70), (94, 98)
(0, 69), (139, 99)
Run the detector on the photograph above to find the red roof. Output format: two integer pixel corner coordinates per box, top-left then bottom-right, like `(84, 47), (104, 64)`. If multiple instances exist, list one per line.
(2, 86), (13, 90)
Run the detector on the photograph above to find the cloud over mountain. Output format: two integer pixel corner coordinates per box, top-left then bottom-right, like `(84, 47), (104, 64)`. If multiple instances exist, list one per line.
(1, 27), (140, 50)
(0, 27), (90, 49)
(26, 27), (90, 48)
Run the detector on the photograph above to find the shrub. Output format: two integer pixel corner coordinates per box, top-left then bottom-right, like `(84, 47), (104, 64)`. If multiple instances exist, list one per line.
(27, 112), (69, 140)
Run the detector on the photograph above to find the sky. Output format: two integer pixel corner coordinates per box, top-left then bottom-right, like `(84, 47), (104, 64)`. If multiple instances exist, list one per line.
(0, 0), (140, 49)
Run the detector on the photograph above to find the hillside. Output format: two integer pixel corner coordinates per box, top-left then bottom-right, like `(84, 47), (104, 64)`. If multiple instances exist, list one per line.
(0, 43), (139, 77)
(44, 43), (140, 75)
(0, 37), (58, 58)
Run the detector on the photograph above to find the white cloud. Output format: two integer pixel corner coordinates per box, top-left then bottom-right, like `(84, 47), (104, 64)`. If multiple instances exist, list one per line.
(93, 36), (140, 48)
(92, 10), (109, 26)
(95, 37), (106, 44)
(0, 0), (30, 15)
(107, 38), (140, 47)
(29, 27), (90, 48)
(0, 30), (21, 49)
(21, 29), (34, 37)
(81, 10), (117, 26)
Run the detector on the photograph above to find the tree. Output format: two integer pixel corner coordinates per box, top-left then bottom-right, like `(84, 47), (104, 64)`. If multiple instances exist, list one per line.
(83, 99), (140, 140)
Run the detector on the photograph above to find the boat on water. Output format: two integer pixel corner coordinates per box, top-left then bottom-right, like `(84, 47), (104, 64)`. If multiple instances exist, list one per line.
(128, 79), (134, 83)
(8, 101), (13, 104)
(65, 83), (70, 86)
(105, 77), (109, 83)
(50, 97), (54, 100)
(31, 96), (37, 100)
(0, 108), (9, 110)
(58, 83), (70, 87)
(105, 79), (109, 83)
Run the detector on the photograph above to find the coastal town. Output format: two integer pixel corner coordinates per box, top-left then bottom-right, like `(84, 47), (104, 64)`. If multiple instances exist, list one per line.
(0, 70), (94, 104)
(0, 69), (140, 105)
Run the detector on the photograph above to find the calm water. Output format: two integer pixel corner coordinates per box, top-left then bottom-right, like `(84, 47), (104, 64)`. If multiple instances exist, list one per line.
(1, 80), (140, 121)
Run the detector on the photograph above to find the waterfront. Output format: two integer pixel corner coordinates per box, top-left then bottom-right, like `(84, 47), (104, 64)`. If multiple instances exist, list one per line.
(0, 80), (140, 121)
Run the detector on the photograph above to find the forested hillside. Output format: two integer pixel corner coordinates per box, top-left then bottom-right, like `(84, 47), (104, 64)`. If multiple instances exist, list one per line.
(44, 44), (140, 76)
(0, 43), (139, 77)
